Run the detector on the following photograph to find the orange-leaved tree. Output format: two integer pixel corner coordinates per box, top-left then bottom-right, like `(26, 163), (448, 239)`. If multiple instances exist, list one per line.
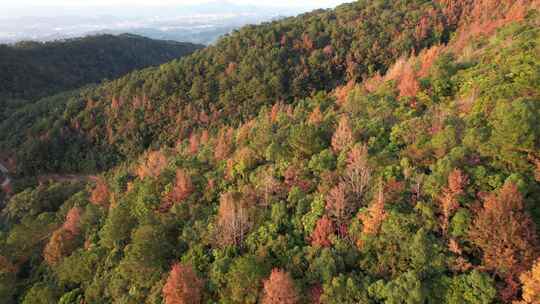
(90, 177), (110, 207)
(262, 269), (299, 304)
(438, 169), (468, 235)
(168, 169), (194, 204)
(359, 184), (386, 237)
(43, 207), (82, 265)
(311, 215), (335, 247)
(136, 150), (168, 179)
(162, 263), (204, 304)
(469, 182), (539, 301)
(517, 258), (540, 304)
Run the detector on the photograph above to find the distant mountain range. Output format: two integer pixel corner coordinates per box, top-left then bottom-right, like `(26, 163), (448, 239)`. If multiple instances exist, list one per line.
(0, 2), (321, 44)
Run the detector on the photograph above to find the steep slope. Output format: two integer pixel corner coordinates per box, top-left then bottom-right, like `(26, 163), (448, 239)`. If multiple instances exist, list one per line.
(1, 1), (540, 304)
(0, 34), (203, 101)
(2, 0), (461, 175)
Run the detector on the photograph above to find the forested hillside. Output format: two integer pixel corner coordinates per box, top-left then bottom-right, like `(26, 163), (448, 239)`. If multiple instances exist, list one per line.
(0, 34), (203, 101)
(1, 0), (540, 303)
(1, 0), (461, 175)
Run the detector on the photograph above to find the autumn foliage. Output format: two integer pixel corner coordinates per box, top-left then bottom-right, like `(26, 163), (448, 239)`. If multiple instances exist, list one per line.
(363, 73), (384, 93)
(331, 116), (353, 153)
(188, 132), (200, 155)
(334, 80), (355, 105)
(284, 166), (311, 192)
(262, 269), (299, 304)
(311, 215), (334, 247)
(162, 263), (204, 304)
(170, 170), (194, 203)
(518, 258), (540, 304)
(90, 177), (110, 207)
(63, 207), (82, 235)
(309, 285), (323, 304)
(448, 0), (538, 50)
(3, 1), (540, 303)
(136, 150), (168, 179)
(438, 169), (468, 234)
(383, 44), (447, 103)
(359, 185), (386, 237)
(0, 255), (17, 274)
(214, 128), (234, 161)
(397, 65), (421, 100)
(43, 207), (82, 265)
(418, 44), (445, 77)
(308, 106), (323, 125)
(161, 169), (194, 212)
(469, 182), (539, 300)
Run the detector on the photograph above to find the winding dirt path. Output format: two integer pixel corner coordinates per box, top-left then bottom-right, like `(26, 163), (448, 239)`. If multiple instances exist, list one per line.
(0, 158), (97, 201)
(37, 174), (98, 184)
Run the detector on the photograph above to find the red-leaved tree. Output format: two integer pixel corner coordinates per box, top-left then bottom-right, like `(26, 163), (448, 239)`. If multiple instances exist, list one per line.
(311, 216), (335, 247)
(439, 169), (468, 234)
(188, 132), (200, 155)
(162, 263), (204, 304)
(62, 207), (82, 235)
(469, 182), (539, 301)
(43, 207), (82, 265)
(169, 169), (194, 204)
(90, 177), (110, 207)
(262, 269), (299, 304)
(397, 64), (420, 100)
(214, 128), (233, 161)
(161, 169), (195, 212)
(309, 285), (323, 304)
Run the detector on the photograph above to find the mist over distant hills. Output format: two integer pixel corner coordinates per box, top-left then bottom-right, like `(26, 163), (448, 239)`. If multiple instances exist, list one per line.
(0, 2), (328, 44)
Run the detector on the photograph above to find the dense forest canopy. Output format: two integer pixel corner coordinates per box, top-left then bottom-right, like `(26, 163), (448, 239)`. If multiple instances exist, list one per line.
(1, 0), (540, 303)
(0, 34), (203, 101)
(1, 0), (462, 175)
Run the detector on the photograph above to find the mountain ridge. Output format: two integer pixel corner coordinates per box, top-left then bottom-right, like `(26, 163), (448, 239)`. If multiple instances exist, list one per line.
(0, 33), (204, 101)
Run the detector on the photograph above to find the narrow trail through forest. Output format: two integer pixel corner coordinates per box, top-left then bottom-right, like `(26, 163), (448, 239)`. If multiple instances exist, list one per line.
(0, 158), (97, 200)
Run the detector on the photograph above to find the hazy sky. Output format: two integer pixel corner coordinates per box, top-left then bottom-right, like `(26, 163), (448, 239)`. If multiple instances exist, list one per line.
(3, 0), (347, 8)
